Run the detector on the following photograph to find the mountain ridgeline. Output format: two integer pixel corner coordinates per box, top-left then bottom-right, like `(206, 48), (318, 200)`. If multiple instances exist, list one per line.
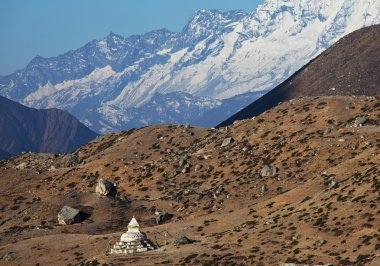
(0, 0), (379, 133)
(219, 24), (380, 127)
(0, 96), (98, 158)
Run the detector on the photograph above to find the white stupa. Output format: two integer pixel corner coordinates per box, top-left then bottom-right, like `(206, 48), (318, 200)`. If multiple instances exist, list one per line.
(108, 216), (157, 255)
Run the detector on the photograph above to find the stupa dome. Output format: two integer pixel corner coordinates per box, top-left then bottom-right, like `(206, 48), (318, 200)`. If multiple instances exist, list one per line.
(120, 216), (147, 242)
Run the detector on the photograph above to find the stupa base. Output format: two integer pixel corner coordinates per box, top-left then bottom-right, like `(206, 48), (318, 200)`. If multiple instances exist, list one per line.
(108, 240), (157, 255)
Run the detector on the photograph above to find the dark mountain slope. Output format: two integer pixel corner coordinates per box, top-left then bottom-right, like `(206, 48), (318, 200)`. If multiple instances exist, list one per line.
(0, 149), (13, 160)
(218, 24), (380, 127)
(0, 96), (98, 157)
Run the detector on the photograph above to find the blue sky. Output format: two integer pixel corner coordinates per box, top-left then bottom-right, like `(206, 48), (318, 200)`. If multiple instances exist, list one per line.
(0, 0), (263, 75)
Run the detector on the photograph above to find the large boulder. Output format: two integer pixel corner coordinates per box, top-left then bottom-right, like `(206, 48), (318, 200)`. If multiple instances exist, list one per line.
(155, 211), (171, 225)
(95, 178), (116, 196)
(57, 206), (82, 225)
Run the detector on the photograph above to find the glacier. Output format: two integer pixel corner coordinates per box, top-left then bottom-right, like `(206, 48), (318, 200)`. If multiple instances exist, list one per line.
(0, 0), (379, 133)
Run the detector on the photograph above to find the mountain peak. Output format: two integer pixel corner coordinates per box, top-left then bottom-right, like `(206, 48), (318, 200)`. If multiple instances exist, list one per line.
(182, 9), (246, 38)
(106, 31), (123, 39)
(105, 31), (125, 44)
(1, 1), (379, 133)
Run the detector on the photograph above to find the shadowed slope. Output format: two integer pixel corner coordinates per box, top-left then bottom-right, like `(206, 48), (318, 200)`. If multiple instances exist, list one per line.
(0, 96), (98, 157)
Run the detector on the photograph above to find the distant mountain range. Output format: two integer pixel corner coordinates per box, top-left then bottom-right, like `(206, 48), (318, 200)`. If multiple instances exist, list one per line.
(0, 0), (379, 133)
(219, 24), (380, 126)
(0, 96), (97, 158)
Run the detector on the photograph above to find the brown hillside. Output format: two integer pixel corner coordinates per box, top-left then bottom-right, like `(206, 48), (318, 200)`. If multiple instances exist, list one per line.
(0, 96), (380, 265)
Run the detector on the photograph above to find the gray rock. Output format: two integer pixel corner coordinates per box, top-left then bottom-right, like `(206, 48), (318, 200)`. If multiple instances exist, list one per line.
(58, 206), (82, 225)
(59, 154), (82, 168)
(329, 179), (339, 188)
(221, 137), (233, 147)
(179, 159), (187, 167)
(194, 164), (203, 172)
(175, 236), (194, 245)
(354, 117), (367, 127)
(95, 178), (116, 196)
(314, 239), (326, 247)
(260, 165), (278, 177)
(155, 211), (171, 225)
(215, 185), (224, 195)
(182, 166), (190, 174)
(261, 184), (268, 194)
(2, 252), (15, 262)
(323, 128), (331, 135)
(152, 142), (160, 149)
(15, 162), (27, 170)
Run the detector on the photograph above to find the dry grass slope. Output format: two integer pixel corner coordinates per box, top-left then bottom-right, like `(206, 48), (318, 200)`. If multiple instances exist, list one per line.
(0, 95), (380, 265)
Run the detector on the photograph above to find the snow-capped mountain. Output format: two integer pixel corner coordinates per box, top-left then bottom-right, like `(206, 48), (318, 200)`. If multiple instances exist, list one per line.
(1, 0), (379, 133)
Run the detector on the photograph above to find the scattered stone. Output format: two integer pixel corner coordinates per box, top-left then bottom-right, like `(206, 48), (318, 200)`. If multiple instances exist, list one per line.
(261, 184), (268, 194)
(329, 179), (339, 188)
(214, 185), (224, 195)
(314, 239), (327, 247)
(221, 137), (233, 147)
(95, 178), (117, 196)
(182, 166), (190, 174)
(57, 206), (82, 225)
(179, 159), (187, 167)
(15, 162), (27, 170)
(260, 165), (278, 177)
(2, 252), (15, 262)
(194, 164), (202, 172)
(49, 165), (56, 172)
(175, 236), (194, 245)
(152, 143), (160, 149)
